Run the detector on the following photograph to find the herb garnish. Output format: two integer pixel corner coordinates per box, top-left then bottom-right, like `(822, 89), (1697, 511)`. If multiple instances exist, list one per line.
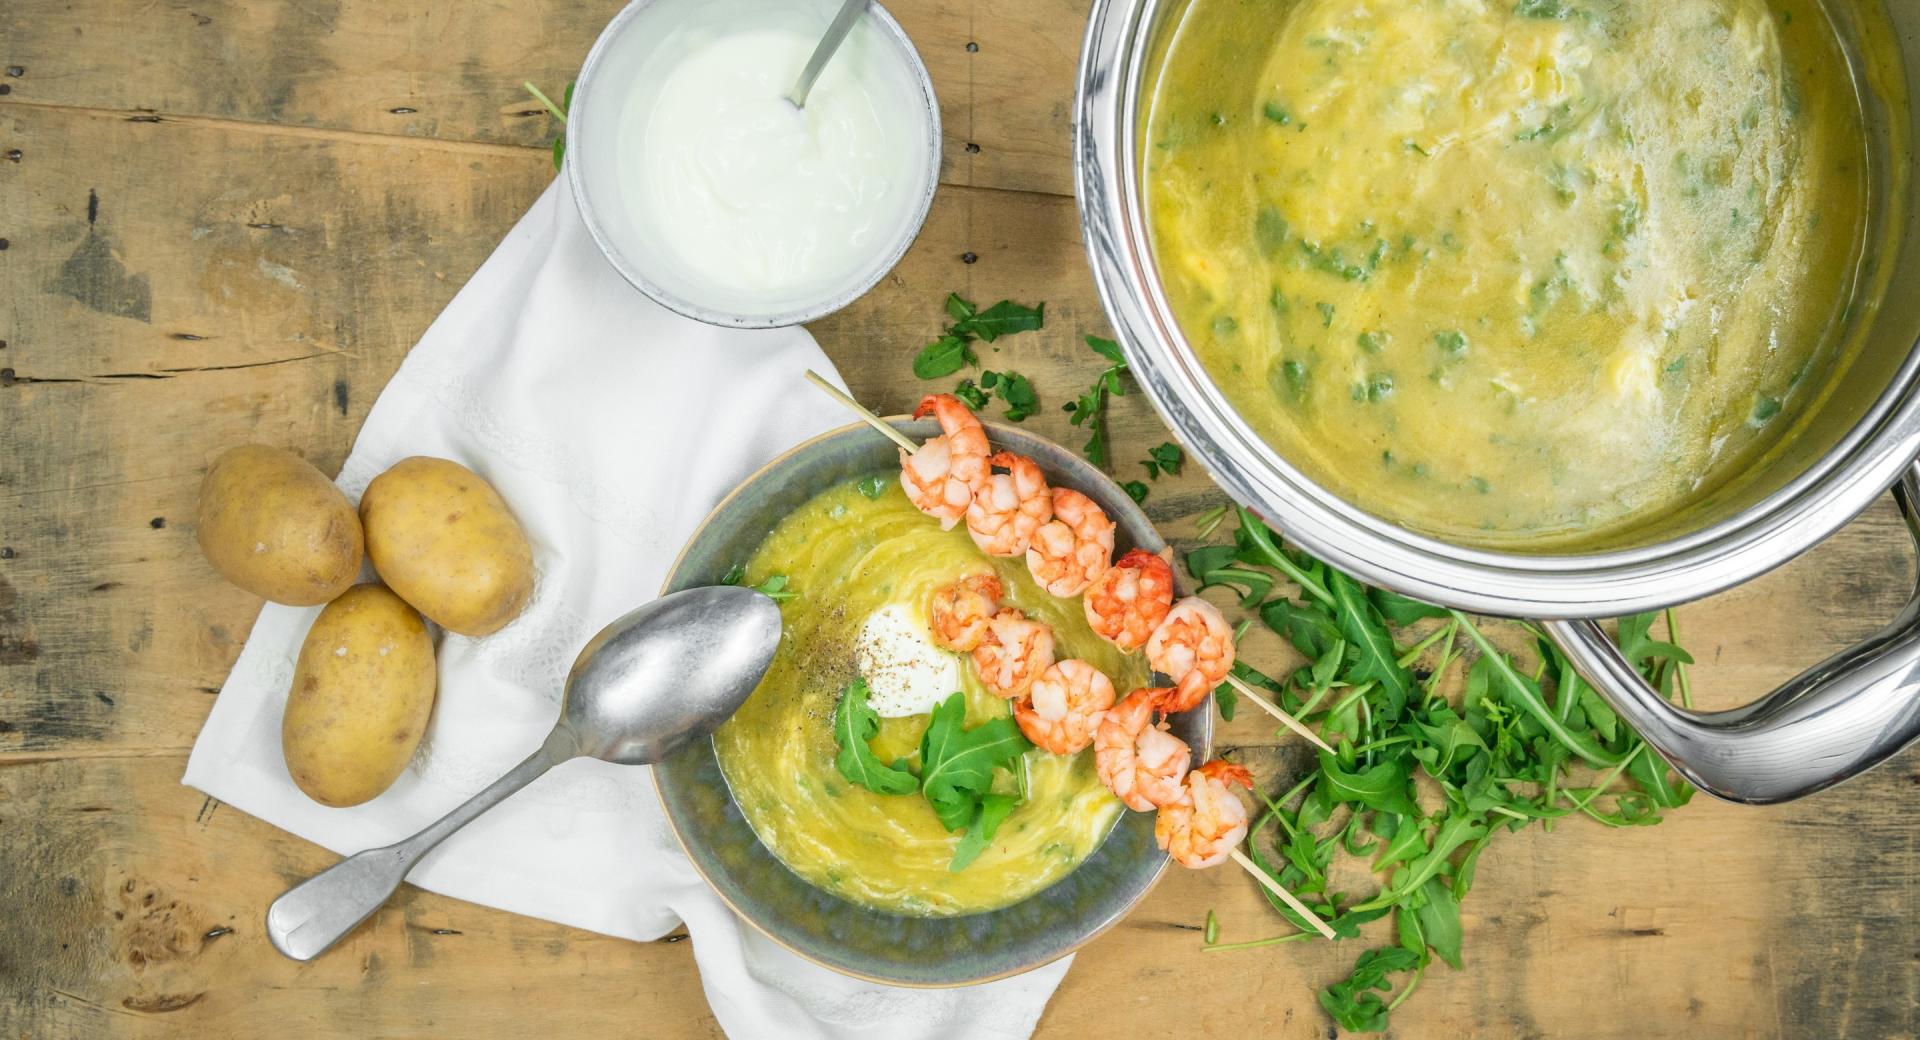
(912, 293), (1046, 379)
(1063, 335), (1131, 468)
(1191, 507), (1694, 1033)
(856, 474), (889, 499)
(918, 692), (1031, 831)
(1141, 441), (1184, 480)
(956, 369), (1039, 421)
(832, 679), (919, 796)
(1121, 480), (1150, 504)
(827, 686), (1033, 871)
(720, 564), (798, 602)
(524, 81), (573, 169)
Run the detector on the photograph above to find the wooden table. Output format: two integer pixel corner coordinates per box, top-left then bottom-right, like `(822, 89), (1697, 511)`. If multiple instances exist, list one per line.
(3, 2), (1917, 1036)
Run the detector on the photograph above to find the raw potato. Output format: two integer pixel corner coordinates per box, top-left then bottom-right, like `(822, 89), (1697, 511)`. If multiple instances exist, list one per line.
(283, 584), (437, 807)
(196, 444), (363, 606)
(359, 456), (534, 637)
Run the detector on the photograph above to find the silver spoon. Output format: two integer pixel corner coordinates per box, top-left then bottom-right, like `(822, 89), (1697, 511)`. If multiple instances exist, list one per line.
(265, 585), (782, 961)
(784, 0), (869, 109)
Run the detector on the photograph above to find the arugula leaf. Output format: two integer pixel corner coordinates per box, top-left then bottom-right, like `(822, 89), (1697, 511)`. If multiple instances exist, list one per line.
(1370, 587), (1449, 626)
(957, 301), (1045, 342)
(1121, 480), (1149, 504)
(1261, 598), (1342, 661)
(944, 292), (976, 323)
(997, 371), (1038, 421)
(918, 693), (1031, 831)
(914, 334), (976, 379)
(1413, 878), (1464, 969)
(1319, 751), (1421, 818)
(949, 792), (1017, 872)
(752, 574), (798, 602)
(952, 378), (989, 411)
(1319, 947), (1421, 1033)
(1142, 441), (1184, 479)
(1064, 336), (1130, 468)
(960, 369), (1037, 421)
(1331, 572), (1411, 715)
(832, 680), (919, 796)
(720, 566), (797, 601)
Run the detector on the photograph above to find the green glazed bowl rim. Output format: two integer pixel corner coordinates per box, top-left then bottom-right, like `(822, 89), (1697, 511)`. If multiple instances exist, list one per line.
(653, 416), (1213, 987)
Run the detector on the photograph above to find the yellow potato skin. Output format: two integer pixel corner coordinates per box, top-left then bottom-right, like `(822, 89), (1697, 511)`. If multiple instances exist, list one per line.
(359, 456), (534, 637)
(196, 444), (364, 606)
(283, 584), (437, 807)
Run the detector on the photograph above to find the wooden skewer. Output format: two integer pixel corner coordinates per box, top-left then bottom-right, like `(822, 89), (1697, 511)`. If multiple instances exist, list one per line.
(1229, 846), (1338, 940)
(1224, 673), (1335, 755)
(803, 369), (920, 454)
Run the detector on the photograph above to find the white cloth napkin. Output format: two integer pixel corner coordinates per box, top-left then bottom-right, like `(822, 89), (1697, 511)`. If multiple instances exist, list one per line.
(183, 176), (1072, 1038)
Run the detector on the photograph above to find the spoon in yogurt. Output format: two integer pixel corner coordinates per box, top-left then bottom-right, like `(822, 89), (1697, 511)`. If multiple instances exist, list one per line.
(785, 0), (870, 108)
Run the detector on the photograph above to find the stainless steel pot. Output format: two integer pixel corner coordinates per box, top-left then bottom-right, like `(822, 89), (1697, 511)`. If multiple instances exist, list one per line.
(1075, 0), (1920, 803)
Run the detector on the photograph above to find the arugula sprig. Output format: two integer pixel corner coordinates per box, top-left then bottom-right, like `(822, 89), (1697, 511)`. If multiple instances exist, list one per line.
(524, 81), (573, 169)
(1063, 335), (1131, 468)
(955, 369), (1038, 422)
(832, 680), (919, 796)
(828, 686), (1033, 871)
(912, 293), (1046, 379)
(720, 564), (798, 602)
(1188, 507), (1695, 1033)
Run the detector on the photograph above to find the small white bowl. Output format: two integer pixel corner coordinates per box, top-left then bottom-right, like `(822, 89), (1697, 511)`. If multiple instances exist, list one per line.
(567, 0), (942, 329)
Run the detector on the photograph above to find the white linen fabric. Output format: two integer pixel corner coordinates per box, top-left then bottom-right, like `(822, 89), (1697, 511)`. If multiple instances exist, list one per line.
(183, 176), (1072, 1038)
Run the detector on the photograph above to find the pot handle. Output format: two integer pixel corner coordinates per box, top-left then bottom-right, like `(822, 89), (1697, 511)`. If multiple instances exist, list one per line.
(1544, 461), (1920, 804)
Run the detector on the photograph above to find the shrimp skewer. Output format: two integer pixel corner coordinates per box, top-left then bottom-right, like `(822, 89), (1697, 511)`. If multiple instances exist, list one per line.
(1013, 659), (1117, 755)
(967, 452), (1053, 557)
(971, 607), (1056, 700)
(1084, 548), (1175, 652)
(1155, 759), (1252, 868)
(1094, 687), (1193, 811)
(1148, 596), (1235, 713)
(928, 573), (1002, 653)
(1026, 488), (1115, 597)
(899, 394), (990, 529)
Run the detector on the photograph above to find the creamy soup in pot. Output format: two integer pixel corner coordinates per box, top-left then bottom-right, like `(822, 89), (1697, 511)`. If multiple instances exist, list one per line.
(1144, 0), (1869, 547)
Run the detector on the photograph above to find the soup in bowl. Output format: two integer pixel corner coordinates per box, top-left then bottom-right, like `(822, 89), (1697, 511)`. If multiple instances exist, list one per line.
(654, 418), (1210, 984)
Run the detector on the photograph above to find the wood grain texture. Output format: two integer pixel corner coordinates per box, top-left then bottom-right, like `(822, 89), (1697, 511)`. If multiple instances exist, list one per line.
(0, 0), (1082, 197)
(4, 1), (1920, 1037)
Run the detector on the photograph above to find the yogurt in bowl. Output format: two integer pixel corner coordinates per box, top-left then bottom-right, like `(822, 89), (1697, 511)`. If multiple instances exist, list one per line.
(568, 0), (941, 327)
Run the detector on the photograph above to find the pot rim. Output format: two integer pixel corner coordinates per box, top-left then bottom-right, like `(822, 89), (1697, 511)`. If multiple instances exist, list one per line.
(1074, 0), (1920, 618)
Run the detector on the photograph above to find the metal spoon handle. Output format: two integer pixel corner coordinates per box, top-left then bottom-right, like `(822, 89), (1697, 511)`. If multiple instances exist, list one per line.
(785, 0), (868, 108)
(265, 727), (576, 961)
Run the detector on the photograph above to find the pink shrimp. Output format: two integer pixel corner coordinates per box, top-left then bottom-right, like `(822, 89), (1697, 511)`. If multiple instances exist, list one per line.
(1025, 488), (1115, 598)
(928, 572), (1002, 652)
(1012, 659), (1117, 755)
(1147, 596), (1236, 713)
(970, 607), (1056, 699)
(1156, 760), (1253, 869)
(1094, 687), (1193, 811)
(967, 452), (1054, 557)
(1083, 548), (1175, 652)
(899, 394), (990, 529)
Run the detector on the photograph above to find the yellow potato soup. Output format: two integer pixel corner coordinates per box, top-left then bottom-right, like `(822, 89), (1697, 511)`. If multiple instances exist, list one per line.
(1144, 0), (1869, 546)
(712, 477), (1145, 916)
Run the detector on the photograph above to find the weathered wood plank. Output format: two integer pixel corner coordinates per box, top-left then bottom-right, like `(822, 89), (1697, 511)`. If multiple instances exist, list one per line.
(0, 102), (1160, 762)
(4, 741), (1917, 1038)
(0, 0), (1083, 197)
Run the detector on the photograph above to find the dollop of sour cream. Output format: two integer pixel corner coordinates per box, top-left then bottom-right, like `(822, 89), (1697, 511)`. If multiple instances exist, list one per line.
(618, 9), (930, 318)
(854, 604), (958, 718)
